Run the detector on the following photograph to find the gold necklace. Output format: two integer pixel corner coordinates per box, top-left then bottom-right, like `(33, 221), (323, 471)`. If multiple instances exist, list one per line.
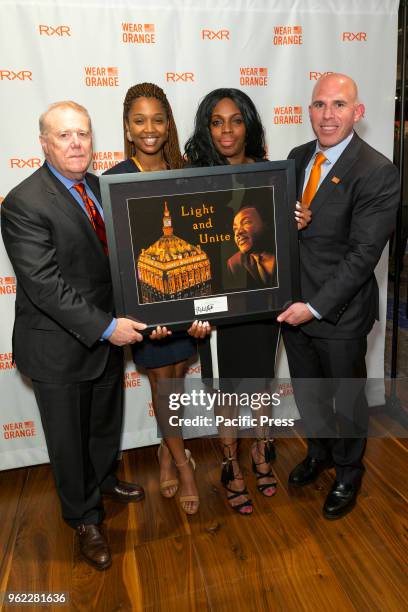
(131, 156), (144, 172)
(131, 156), (168, 172)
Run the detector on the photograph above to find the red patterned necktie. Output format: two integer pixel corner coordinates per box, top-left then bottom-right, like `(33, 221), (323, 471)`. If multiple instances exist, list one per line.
(73, 183), (108, 255)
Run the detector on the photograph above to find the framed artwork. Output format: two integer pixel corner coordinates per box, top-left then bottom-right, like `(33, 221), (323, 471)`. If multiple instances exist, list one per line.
(100, 161), (300, 330)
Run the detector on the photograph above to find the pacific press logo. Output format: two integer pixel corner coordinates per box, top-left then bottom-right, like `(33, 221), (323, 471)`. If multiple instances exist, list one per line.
(273, 25), (303, 45)
(122, 22), (156, 44)
(3, 420), (36, 440)
(92, 151), (124, 172)
(0, 277), (16, 295)
(239, 67), (268, 87)
(38, 24), (71, 36)
(0, 69), (32, 81)
(84, 66), (119, 87)
(273, 105), (303, 125)
(124, 370), (142, 389)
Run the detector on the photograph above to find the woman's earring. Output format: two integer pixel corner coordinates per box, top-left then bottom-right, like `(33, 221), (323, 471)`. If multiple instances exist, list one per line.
(126, 130), (132, 142)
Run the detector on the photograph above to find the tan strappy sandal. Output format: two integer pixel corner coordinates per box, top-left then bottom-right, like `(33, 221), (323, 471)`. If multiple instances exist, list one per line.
(157, 440), (178, 498)
(175, 450), (199, 515)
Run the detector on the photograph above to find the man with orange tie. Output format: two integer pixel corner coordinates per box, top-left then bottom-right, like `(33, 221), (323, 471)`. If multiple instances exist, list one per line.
(278, 74), (399, 519)
(1, 101), (153, 570)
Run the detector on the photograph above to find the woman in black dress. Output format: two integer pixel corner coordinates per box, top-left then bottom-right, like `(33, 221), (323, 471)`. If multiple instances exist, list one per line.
(185, 88), (310, 514)
(105, 82), (209, 514)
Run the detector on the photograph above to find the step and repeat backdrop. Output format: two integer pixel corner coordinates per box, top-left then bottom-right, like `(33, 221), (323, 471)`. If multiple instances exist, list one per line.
(0, 0), (399, 470)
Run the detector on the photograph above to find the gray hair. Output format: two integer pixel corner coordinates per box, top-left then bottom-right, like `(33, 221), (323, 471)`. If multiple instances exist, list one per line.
(39, 101), (92, 135)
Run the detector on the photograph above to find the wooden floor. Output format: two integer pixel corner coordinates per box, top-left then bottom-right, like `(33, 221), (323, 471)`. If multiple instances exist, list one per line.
(1, 433), (408, 612)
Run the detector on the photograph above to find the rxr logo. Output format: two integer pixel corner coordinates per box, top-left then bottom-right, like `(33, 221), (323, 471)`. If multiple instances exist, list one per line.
(309, 71), (333, 80)
(201, 29), (230, 40)
(166, 72), (194, 82)
(0, 70), (32, 81)
(38, 25), (71, 36)
(9, 158), (41, 169)
(342, 32), (367, 41)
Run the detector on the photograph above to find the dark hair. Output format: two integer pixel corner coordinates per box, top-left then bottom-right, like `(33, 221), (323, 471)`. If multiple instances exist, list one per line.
(184, 88), (267, 166)
(237, 201), (274, 229)
(123, 82), (183, 169)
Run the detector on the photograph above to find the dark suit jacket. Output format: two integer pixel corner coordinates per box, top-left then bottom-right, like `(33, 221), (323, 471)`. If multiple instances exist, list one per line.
(1, 163), (121, 382)
(288, 132), (399, 339)
(227, 251), (277, 289)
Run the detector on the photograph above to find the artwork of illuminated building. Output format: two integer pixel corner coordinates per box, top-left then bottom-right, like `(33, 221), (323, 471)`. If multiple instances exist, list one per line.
(137, 202), (212, 304)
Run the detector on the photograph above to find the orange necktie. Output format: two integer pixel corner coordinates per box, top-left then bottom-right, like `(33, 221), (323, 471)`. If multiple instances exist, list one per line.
(302, 152), (327, 207)
(73, 183), (108, 255)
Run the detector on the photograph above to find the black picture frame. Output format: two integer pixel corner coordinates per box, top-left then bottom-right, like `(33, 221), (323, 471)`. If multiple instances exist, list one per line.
(100, 161), (300, 331)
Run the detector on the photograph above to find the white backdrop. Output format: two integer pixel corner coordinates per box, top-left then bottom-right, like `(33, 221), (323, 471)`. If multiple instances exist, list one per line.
(0, 0), (399, 470)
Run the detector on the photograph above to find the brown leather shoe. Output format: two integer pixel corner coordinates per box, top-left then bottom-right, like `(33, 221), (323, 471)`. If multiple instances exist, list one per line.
(77, 524), (111, 571)
(102, 480), (145, 503)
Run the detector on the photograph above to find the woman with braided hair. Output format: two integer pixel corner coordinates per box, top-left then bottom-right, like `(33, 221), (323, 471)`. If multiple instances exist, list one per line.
(108, 82), (184, 172)
(105, 83), (209, 515)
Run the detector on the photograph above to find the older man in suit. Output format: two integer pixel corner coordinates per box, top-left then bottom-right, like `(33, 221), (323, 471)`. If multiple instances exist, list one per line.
(1, 101), (153, 570)
(278, 74), (399, 519)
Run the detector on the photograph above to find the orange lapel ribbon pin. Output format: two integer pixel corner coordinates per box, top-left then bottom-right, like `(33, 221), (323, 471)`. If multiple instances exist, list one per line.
(331, 176), (341, 184)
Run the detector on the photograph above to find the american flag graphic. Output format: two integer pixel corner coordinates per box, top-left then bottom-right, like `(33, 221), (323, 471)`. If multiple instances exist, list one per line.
(259, 67), (268, 76)
(293, 26), (302, 34)
(293, 106), (302, 114)
(144, 24), (155, 32)
(107, 67), (119, 77)
(129, 371), (139, 379)
(3, 276), (16, 284)
(24, 421), (35, 428)
(114, 151), (124, 160)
